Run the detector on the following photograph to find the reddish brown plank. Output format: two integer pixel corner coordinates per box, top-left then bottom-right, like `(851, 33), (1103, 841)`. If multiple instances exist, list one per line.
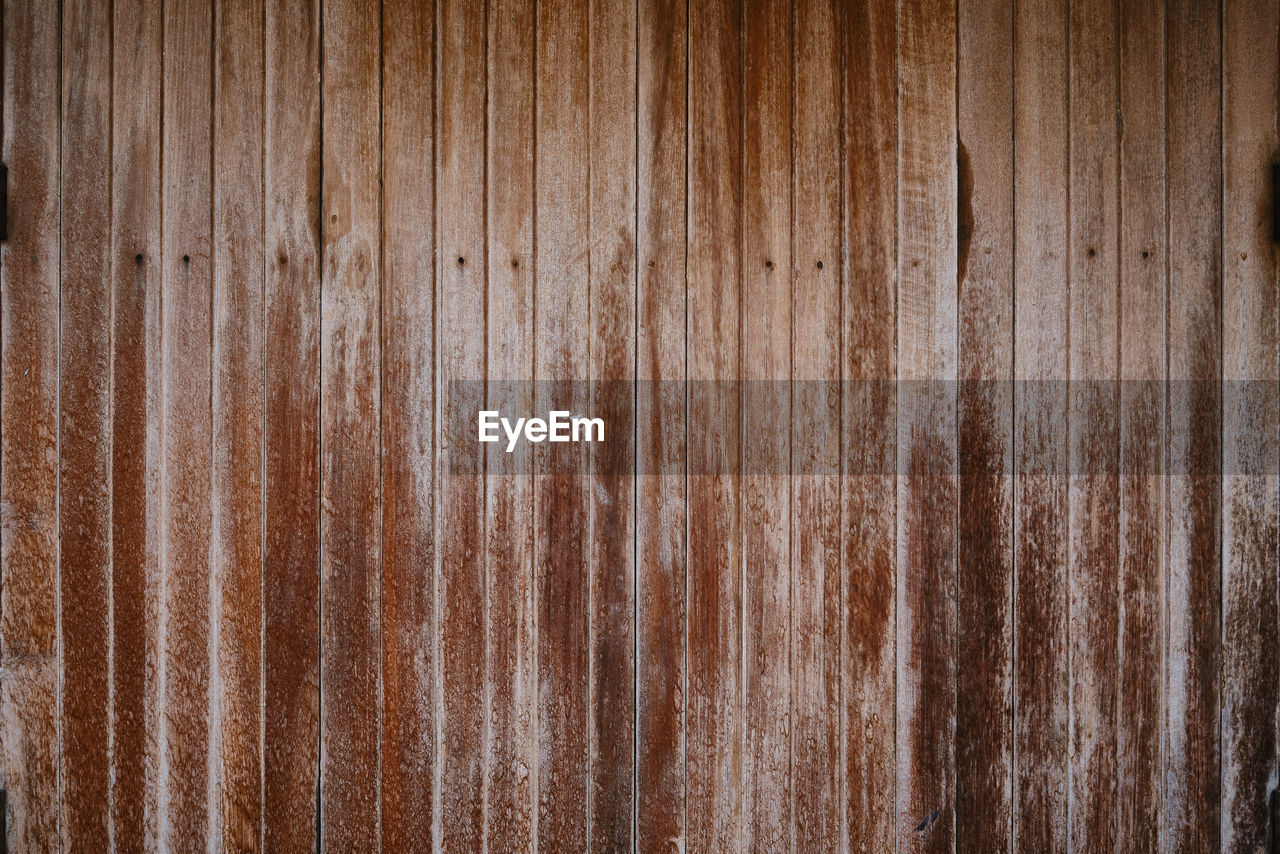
(212, 0), (265, 847)
(587, 0), (637, 847)
(263, 0), (322, 845)
(161, 0), (215, 844)
(0, 0), (61, 845)
(635, 0), (688, 844)
(535, 0), (592, 845)
(437, 0), (487, 844)
(896, 0), (958, 848)
(1067, 0), (1120, 847)
(791, 0), (841, 848)
(1221, 0), (1279, 848)
(59, 0), (113, 844)
(381, 0), (436, 847)
(1164, 0), (1222, 846)
(319, 0), (383, 845)
(110, 0), (165, 844)
(955, 0), (1014, 847)
(1011, 0), (1069, 847)
(686, 0), (743, 846)
(1116, 0), (1166, 847)
(841, 0), (897, 847)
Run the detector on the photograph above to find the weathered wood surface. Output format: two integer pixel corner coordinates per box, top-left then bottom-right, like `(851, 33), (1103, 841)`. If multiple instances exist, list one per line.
(1, 0), (1275, 850)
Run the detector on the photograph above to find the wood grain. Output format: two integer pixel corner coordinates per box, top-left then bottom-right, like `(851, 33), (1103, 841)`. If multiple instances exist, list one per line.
(59, 0), (113, 844)
(0, 0), (61, 846)
(381, 0), (436, 848)
(263, 0), (322, 845)
(1221, 0), (1279, 848)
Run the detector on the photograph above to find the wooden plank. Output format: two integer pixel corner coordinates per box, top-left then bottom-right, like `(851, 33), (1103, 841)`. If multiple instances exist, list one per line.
(791, 0), (840, 848)
(110, 0), (165, 844)
(59, 0), (113, 844)
(1116, 0), (1165, 847)
(587, 0), (637, 847)
(841, 0), (897, 847)
(212, 0), (265, 847)
(1164, 0), (1222, 846)
(742, 0), (791, 845)
(635, 0), (688, 844)
(535, 0), (592, 844)
(1066, 0), (1120, 847)
(1220, 0), (1279, 848)
(161, 0), (215, 843)
(0, 0), (61, 845)
(436, 0), (487, 843)
(263, 0), (322, 844)
(896, 0), (958, 847)
(1011, 0), (1069, 846)
(381, 0), (436, 847)
(686, 0), (743, 846)
(319, 0), (382, 845)
(955, 0), (1014, 847)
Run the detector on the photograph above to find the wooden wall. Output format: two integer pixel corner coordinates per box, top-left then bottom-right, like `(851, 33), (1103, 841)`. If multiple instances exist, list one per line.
(0, 0), (1277, 850)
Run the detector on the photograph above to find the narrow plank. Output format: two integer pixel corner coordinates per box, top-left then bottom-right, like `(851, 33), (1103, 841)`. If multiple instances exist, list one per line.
(1164, 0), (1222, 846)
(263, 0), (322, 844)
(955, 0), (1014, 847)
(742, 0), (792, 844)
(686, 0), (743, 845)
(110, 0), (165, 844)
(896, 0), (958, 847)
(1116, 0), (1166, 846)
(1011, 0), (1069, 846)
(1220, 0), (1279, 847)
(436, 0), (487, 843)
(0, 0), (61, 845)
(841, 0), (897, 847)
(212, 0), (265, 846)
(587, 0), (637, 847)
(161, 0), (215, 843)
(59, 0), (113, 844)
(319, 0), (382, 845)
(485, 0), (535, 846)
(535, 0), (592, 844)
(791, 0), (840, 848)
(381, 0), (436, 847)
(635, 0), (688, 843)
(1066, 0), (1120, 847)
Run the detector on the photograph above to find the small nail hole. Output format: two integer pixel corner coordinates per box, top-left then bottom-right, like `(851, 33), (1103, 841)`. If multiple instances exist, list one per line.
(511, 258), (519, 268)
(765, 260), (773, 269)
(182, 254), (190, 264)
(134, 253), (143, 265)
(648, 259), (656, 268)
(1141, 250), (1150, 259)
(457, 256), (465, 265)
(1087, 247), (1096, 258)
(816, 260), (824, 269)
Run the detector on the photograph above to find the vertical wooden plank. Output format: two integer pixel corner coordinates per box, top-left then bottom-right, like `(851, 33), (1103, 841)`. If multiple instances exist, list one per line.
(686, 0), (742, 846)
(742, 0), (791, 845)
(955, 0), (1014, 847)
(1221, 0), (1278, 848)
(1067, 0), (1120, 848)
(263, 0), (322, 844)
(896, 0), (958, 847)
(485, 0), (534, 848)
(212, 0), (264, 847)
(161, 0), (215, 843)
(791, 0), (840, 848)
(841, 0), (897, 847)
(636, 0), (688, 843)
(535, 0), (591, 845)
(437, 0), (487, 843)
(1164, 0), (1222, 846)
(1116, 0), (1165, 846)
(587, 0), (636, 848)
(1011, 0), (1069, 846)
(319, 0), (382, 845)
(59, 0), (113, 844)
(0, 0), (60, 845)
(381, 0), (435, 847)
(111, 0), (165, 844)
